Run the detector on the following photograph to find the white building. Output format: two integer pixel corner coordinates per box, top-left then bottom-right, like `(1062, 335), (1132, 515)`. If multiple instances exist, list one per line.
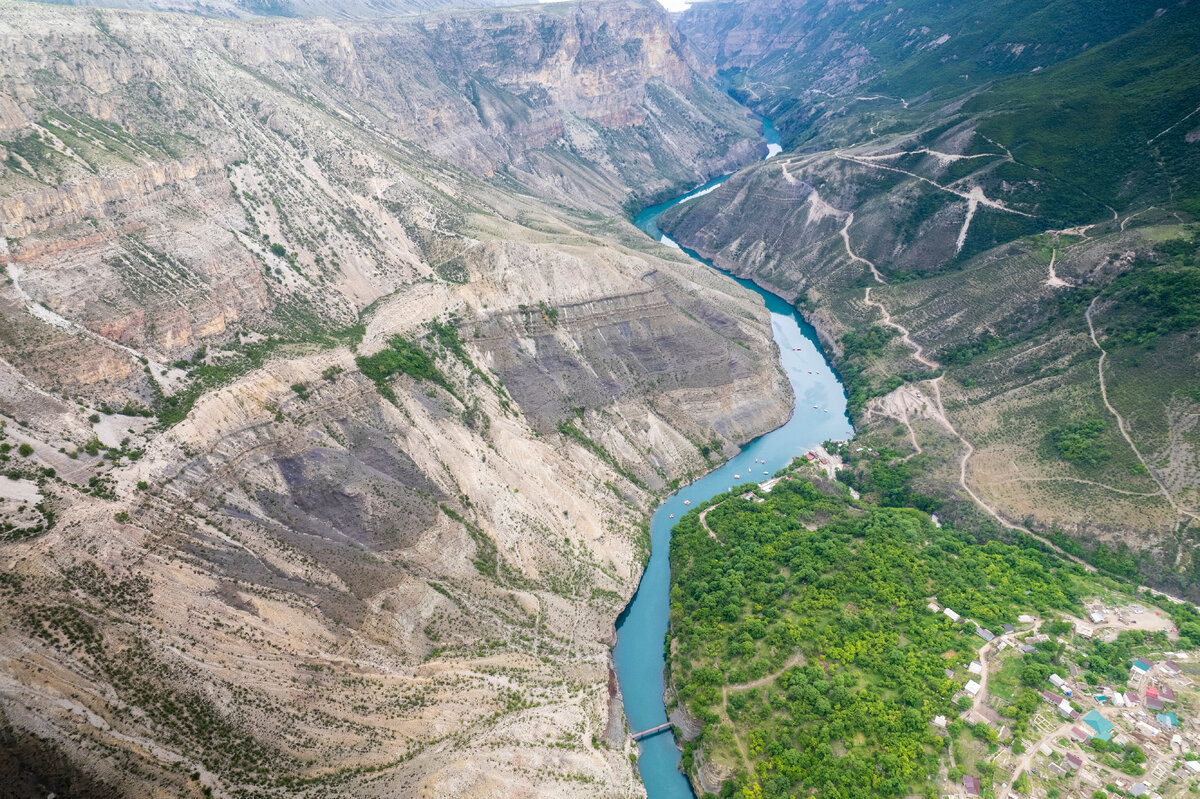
(1049, 674), (1067, 688)
(965, 679), (981, 696)
(943, 608), (961, 623)
(968, 661), (983, 675)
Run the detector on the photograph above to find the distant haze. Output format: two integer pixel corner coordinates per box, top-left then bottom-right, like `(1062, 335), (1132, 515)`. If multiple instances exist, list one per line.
(540, 0), (695, 11)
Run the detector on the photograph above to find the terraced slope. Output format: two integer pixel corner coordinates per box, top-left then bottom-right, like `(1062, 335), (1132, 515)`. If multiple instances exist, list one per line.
(663, 0), (1200, 592)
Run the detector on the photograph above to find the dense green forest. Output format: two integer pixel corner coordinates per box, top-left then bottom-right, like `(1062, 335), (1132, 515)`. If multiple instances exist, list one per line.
(667, 461), (1198, 798)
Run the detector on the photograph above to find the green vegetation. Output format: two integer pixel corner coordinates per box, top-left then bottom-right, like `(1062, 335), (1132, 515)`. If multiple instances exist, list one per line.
(1099, 238), (1200, 349)
(837, 325), (902, 416)
(668, 461), (1113, 799)
(155, 317), (364, 427)
(355, 335), (451, 403)
(968, 4), (1200, 215)
(556, 419), (645, 490)
(833, 445), (942, 513)
(1046, 419), (1110, 467)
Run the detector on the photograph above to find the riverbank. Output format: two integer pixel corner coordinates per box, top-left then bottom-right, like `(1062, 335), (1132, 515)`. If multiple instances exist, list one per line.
(613, 114), (854, 798)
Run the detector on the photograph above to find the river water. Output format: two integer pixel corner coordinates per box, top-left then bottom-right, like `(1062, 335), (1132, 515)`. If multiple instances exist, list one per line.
(612, 119), (854, 797)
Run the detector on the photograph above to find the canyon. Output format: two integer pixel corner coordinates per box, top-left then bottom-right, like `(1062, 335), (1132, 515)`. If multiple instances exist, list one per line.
(0, 0), (1197, 796)
(0, 1), (785, 796)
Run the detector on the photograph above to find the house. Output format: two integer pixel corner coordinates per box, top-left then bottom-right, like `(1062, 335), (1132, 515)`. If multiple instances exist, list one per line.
(1070, 726), (1090, 742)
(1076, 624), (1094, 639)
(1161, 685), (1177, 703)
(927, 601), (941, 613)
(1049, 673), (1067, 689)
(1083, 709), (1113, 741)
(1091, 611), (1107, 624)
(965, 679), (981, 697)
(1185, 760), (1200, 773)
(963, 775), (981, 797)
(1125, 690), (1140, 705)
(944, 608), (962, 623)
(932, 715), (947, 729)
(1158, 712), (1178, 728)
(968, 661), (983, 675)
(1137, 721), (1160, 738)
(1018, 614), (1036, 623)
(1042, 690), (1064, 705)
(1020, 644), (1037, 654)
(1147, 696), (1164, 711)
(1164, 660), (1182, 676)
(975, 627), (995, 642)
(1047, 763), (1067, 777)
(945, 668), (955, 679)
(1131, 782), (1150, 797)
(1114, 692), (1128, 707)
(1057, 700), (1073, 717)
(1132, 658), (1153, 673)
(1066, 753), (1083, 771)
(1146, 686), (1159, 699)
(1002, 624), (1015, 634)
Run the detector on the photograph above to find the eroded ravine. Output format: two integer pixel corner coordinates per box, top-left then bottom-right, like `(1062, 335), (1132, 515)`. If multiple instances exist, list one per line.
(613, 118), (854, 798)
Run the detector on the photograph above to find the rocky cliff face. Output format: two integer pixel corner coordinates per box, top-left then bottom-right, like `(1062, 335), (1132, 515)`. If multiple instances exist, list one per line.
(0, 1), (789, 796)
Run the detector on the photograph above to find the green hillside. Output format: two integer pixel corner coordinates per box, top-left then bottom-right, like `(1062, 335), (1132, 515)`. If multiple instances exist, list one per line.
(668, 462), (1200, 798)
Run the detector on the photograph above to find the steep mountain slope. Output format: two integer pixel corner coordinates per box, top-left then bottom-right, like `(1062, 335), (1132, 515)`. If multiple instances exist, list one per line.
(29, 0), (522, 21)
(663, 0), (1200, 591)
(0, 1), (789, 797)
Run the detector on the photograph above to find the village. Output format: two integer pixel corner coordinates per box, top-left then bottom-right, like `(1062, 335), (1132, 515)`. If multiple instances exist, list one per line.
(929, 596), (1200, 799)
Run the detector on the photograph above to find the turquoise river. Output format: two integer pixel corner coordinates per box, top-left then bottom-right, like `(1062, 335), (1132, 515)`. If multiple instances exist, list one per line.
(613, 119), (854, 797)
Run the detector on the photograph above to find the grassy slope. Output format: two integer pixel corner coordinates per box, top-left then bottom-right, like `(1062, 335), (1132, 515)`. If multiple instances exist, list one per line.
(969, 3), (1200, 214)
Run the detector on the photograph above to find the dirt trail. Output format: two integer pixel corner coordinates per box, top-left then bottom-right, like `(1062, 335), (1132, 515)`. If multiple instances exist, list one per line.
(1086, 297), (1197, 521)
(1044, 248), (1072, 288)
(1147, 102), (1200, 145)
(993, 476), (1161, 497)
(999, 719), (1076, 799)
(726, 653), (806, 693)
(840, 213), (887, 284)
(858, 283), (1115, 573)
(698, 504), (721, 542)
(720, 687), (754, 775)
(835, 152), (1033, 217)
(863, 287), (936, 368)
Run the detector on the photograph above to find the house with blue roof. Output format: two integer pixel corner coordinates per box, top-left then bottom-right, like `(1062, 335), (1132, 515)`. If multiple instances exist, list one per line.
(1082, 709), (1113, 741)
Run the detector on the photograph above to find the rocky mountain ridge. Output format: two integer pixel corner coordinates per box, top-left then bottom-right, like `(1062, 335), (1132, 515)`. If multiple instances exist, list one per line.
(0, 1), (788, 796)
